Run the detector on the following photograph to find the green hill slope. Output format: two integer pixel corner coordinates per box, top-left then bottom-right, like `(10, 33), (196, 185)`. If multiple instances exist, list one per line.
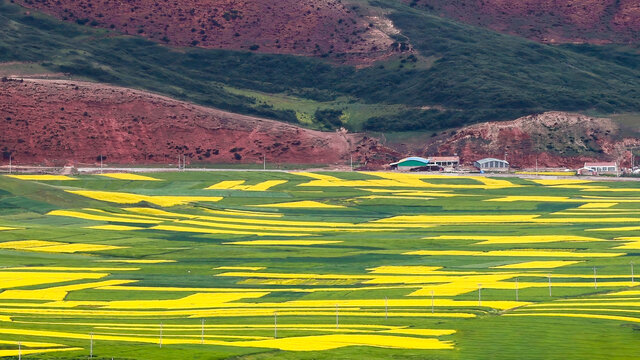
(1, 0), (639, 132)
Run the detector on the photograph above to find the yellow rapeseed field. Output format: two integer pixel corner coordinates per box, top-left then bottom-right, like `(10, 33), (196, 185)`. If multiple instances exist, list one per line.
(294, 172), (520, 190)
(223, 240), (343, 246)
(99, 173), (162, 181)
(367, 266), (443, 274)
(66, 190), (223, 206)
(0, 280), (136, 301)
(87, 225), (144, 231)
(27, 243), (125, 253)
(0, 348), (83, 357)
(492, 261), (582, 269)
(504, 313), (640, 323)
(207, 180), (288, 191)
(0, 271), (107, 290)
(0, 240), (125, 253)
(233, 334), (454, 351)
(382, 328), (456, 336)
(48, 210), (162, 224)
(6, 175), (75, 181)
(99, 292), (270, 309)
(405, 249), (621, 257)
(422, 235), (605, 244)
(150, 224), (311, 237)
(589, 225), (640, 232)
(254, 201), (345, 209)
(611, 237), (640, 249)
(0, 327), (455, 351)
(0, 240), (62, 249)
(375, 214), (540, 224)
(579, 202), (618, 208)
(203, 208), (283, 217)
(206, 180), (247, 189)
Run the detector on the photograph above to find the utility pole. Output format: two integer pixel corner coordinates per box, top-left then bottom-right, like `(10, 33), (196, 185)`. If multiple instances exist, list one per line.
(548, 275), (552, 296)
(515, 277), (519, 301)
(178, 155), (181, 171)
(594, 267), (598, 289)
(350, 155), (353, 171)
(263, 155), (266, 170)
(478, 284), (482, 306)
(89, 332), (93, 358)
(385, 296), (388, 320)
(431, 290), (434, 314)
(201, 318), (205, 345)
(18, 341), (21, 360)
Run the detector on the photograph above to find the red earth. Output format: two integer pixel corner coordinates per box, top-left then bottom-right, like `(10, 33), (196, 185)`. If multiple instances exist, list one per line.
(0, 78), (398, 167)
(15, 0), (397, 65)
(420, 112), (640, 168)
(410, 0), (640, 44)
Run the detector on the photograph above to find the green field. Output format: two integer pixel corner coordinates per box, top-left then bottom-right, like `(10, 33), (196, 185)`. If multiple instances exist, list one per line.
(0, 171), (639, 358)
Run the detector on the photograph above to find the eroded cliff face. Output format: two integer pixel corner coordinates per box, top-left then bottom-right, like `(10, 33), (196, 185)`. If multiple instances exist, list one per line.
(410, 0), (640, 44)
(0, 79), (398, 166)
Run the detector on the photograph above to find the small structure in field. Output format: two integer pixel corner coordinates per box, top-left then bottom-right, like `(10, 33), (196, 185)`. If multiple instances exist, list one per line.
(389, 157), (431, 171)
(474, 158), (509, 171)
(583, 162), (618, 175)
(577, 167), (596, 176)
(430, 156), (460, 169)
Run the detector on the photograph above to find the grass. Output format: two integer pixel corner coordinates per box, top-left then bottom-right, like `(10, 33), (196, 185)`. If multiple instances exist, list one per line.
(0, 172), (638, 358)
(1, 0), (640, 132)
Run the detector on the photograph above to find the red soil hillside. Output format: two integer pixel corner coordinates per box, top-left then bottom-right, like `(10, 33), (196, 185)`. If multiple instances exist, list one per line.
(0, 79), (397, 166)
(421, 112), (640, 168)
(411, 0), (640, 44)
(16, 0), (396, 64)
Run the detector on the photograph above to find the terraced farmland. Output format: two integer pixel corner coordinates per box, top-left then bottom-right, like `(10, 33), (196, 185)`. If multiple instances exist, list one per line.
(0, 171), (639, 358)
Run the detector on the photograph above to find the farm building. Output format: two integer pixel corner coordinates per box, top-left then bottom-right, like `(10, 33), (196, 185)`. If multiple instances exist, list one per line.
(389, 157), (430, 171)
(583, 162), (618, 174)
(474, 158), (509, 171)
(430, 156), (460, 168)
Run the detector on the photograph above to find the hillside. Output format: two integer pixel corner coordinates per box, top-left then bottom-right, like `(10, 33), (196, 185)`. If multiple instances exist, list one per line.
(15, 0), (396, 64)
(0, 78), (396, 166)
(1, 0), (640, 133)
(410, 0), (640, 44)
(419, 112), (640, 168)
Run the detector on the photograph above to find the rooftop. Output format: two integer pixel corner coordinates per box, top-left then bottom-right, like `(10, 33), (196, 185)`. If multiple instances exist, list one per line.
(475, 158), (509, 165)
(390, 156), (430, 166)
(430, 156), (460, 162)
(584, 162), (617, 167)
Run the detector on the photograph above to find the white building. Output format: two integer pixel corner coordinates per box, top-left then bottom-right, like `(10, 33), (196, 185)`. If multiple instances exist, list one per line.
(584, 162), (617, 174)
(430, 156), (460, 168)
(474, 158), (509, 171)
